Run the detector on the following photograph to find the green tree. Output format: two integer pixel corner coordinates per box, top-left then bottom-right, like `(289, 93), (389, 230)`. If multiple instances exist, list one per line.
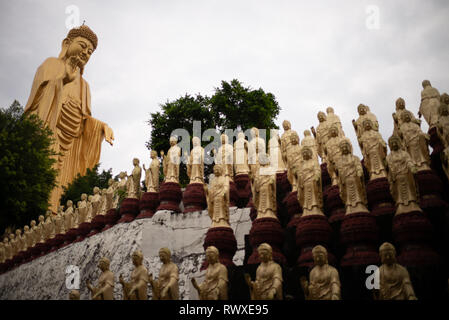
(146, 79), (281, 185)
(60, 164), (113, 207)
(0, 100), (57, 235)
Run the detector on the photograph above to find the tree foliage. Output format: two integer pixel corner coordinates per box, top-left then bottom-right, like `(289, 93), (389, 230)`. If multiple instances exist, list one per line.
(146, 79), (281, 185)
(0, 100), (57, 235)
(60, 164), (113, 208)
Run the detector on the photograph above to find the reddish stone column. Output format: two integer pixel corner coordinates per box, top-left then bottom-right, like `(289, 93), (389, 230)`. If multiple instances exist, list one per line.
(137, 192), (160, 219)
(201, 226), (237, 270)
(248, 217), (286, 265)
(182, 183), (207, 213)
(118, 198), (140, 223)
(102, 208), (121, 230)
(156, 182), (182, 212)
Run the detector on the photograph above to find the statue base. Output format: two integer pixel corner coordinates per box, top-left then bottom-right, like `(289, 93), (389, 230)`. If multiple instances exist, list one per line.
(86, 215), (106, 237)
(1, 259), (13, 274)
(296, 214), (334, 267)
(137, 192), (159, 218)
(102, 209), (121, 231)
(248, 217), (286, 265)
(48, 234), (66, 253)
(201, 226), (237, 270)
(415, 170), (448, 212)
(118, 198), (140, 223)
(61, 228), (79, 248)
(340, 212), (379, 267)
(323, 185), (346, 224)
(229, 181), (239, 207)
(182, 183), (207, 213)
(284, 191), (302, 227)
(392, 211), (440, 266)
(73, 222), (92, 243)
(156, 182), (182, 212)
(366, 177), (395, 243)
(234, 174), (251, 208)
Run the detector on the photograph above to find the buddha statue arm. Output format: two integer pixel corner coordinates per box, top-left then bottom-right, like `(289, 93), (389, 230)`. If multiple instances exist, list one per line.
(402, 269), (417, 300)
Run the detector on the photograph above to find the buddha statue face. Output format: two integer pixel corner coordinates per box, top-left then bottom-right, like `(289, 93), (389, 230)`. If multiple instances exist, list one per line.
(363, 119), (373, 131)
(302, 147), (312, 161)
(108, 179), (114, 187)
(357, 104), (367, 115)
(67, 200), (73, 208)
(380, 243), (396, 265)
(312, 246), (328, 266)
(9, 234), (14, 240)
(290, 132), (299, 145)
(119, 172), (126, 180)
(401, 111), (412, 123)
(317, 112), (326, 122)
(38, 215), (45, 223)
(151, 150), (157, 159)
(395, 98), (405, 111)
(388, 136), (401, 152)
(192, 136), (200, 147)
(340, 141), (351, 155)
(30, 220), (36, 228)
(326, 107), (334, 115)
(159, 248), (171, 264)
(257, 243), (272, 263)
(170, 136), (177, 146)
(282, 120), (291, 131)
(88, 195), (93, 202)
(329, 125), (338, 138)
(303, 130), (311, 138)
(422, 79), (431, 88)
(98, 257), (110, 271)
(442, 93), (449, 105)
(213, 165), (223, 177)
(16, 229), (21, 237)
(133, 158), (140, 166)
(81, 193), (87, 201)
(132, 251), (143, 266)
(238, 132), (245, 140)
(93, 186), (100, 195)
(24, 226), (29, 232)
(63, 36), (94, 68)
(205, 246), (219, 264)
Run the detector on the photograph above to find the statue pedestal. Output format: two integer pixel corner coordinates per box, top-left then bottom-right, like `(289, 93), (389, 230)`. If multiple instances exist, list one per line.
(102, 209), (120, 231)
(234, 174), (251, 208)
(118, 198), (140, 223)
(248, 217), (286, 265)
(73, 222), (92, 243)
(296, 214), (334, 268)
(229, 181), (239, 207)
(415, 170), (448, 212)
(321, 163), (332, 192)
(61, 228), (79, 248)
(137, 192), (159, 219)
(20, 247), (32, 263)
(201, 226), (237, 270)
(156, 182), (182, 212)
(86, 215), (106, 237)
(48, 234), (65, 253)
(1, 259), (13, 274)
(366, 177), (395, 243)
(284, 191), (302, 228)
(182, 183), (207, 213)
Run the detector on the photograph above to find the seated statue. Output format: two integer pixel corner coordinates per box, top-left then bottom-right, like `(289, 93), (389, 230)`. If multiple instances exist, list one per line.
(303, 245), (341, 300)
(204, 165), (230, 228)
(385, 136), (422, 215)
(149, 248), (179, 300)
(87, 257), (115, 300)
(245, 243), (283, 300)
(378, 242), (417, 300)
(296, 147), (323, 216)
(335, 139), (369, 214)
(359, 119), (388, 180)
(119, 250), (148, 300)
(191, 246), (228, 300)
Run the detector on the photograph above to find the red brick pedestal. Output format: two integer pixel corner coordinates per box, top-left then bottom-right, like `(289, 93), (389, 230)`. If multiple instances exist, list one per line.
(182, 183), (207, 213)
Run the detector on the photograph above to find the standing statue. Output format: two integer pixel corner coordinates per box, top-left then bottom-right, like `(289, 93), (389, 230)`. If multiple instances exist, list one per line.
(86, 196), (93, 222)
(35, 215), (46, 244)
(15, 229), (25, 254)
(280, 120), (294, 167)
(297, 147), (323, 216)
(324, 125), (345, 185)
(87, 257), (115, 300)
(98, 188), (109, 215)
(90, 187), (102, 218)
(353, 104), (379, 147)
(301, 129), (319, 162)
(377, 242), (417, 300)
(23, 225), (33, 251)
(3, 237), (12, 261)
(268, 129), (287, 173)
(399, 111), (431, 172)
(23, 24), (114, 213)
(335, 139), (369, 214)
(326, 107), (344, 136)
(191, 246), (228, 300)
(311, 111), (331, 163)
(204, 165), (230, 228)
(44, 211), (56, 240)
(30, 220), (37, 246)
(163, 136), (181, 183)
(187, 137), (205, 184)
(114, 172), (128, 207)
(119, 250), (149, 300)
(127, 158), (142, 199)
(385, 136), (422, 215)
(436, 101), (449, 147)
(419, 80), (441, 129)
(245, 243), (283, 300)
(359, 119), (388, 180)
(63, 201), (74, 232)
(149, 248), (179, 300)
(249, 127), (266, 178)
(252, 154), (277, 219)
(303, 245), (341, 300)
(8, 233), (17, 258)
(285, 131), (302, 192)
(105, 179), (116, 211)
(393, 98), (421, 137)
(143, 151), (160, 192)
(234, 132), (250, 175)
(78, 193), (88, 224)
(215, 134), (234, 180)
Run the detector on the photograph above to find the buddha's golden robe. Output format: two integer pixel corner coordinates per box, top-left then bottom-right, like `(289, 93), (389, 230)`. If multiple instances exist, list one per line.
(25, 58), (106, 212)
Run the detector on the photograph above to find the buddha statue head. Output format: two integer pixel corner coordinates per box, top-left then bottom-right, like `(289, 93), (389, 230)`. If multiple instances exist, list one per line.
(133, 158), (140, 167)
(357, 104), (368, 115)
(205, 246), (219, 264)
(159, 247), (171, 264)
(339, 139), (353, 155)
(98, 257), (111, 271)
(312, 245), (328, 266)
(290, 131), (299, 146)
(192, 136), (201, 147)
(317, 111), (327, 123)
(388, 135), (402, 152)
(401, 110), (413, 124)
(326, 107), (335, 115)
(301, 147), (313, 161)
(379, 242), (397, 266)
(213, 165), (224, 177)
(30, 220), (36, 228)
(329, 124), (339, 138)
(169, 136), (178, 147)
(282, 120), (291, 131)
(422, 79), (431, 89)
(66, 200), (73, 208)
(151, 150), (158, 159)
(395, 97), (406, 111)
(93, 186), (100, 195)
(131, 250), (144, 267)
(438, 103), (449, 117)
(257, 243), (273, 263)
(24, 225), (29, 233)
(303, 129), (312, 138)
(363, 119), (374, 132)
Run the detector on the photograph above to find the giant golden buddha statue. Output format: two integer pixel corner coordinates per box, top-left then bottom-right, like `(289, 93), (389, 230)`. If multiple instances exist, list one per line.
(24, 24), (114, 212)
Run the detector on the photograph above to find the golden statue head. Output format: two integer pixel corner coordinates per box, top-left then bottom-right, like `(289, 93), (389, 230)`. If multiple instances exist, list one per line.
(98, 257), (110, 271)
(132, 250), (144, 266)
(290, 131), (299, 145)
(257, 243), (273, 262)
(170, 136), (178, 146)
(379, 242), (397, 265)
(303, 129), (311, 137)
(339, 138), (353, 155)
(317, 111), (326, 122)
(312, 245), (328, 266)
(329, 124), (339, 137)
(205, 246), (219, 264)
(159, 247), (171, 263)
(357, 104), (368, 115)
(388, 135), (402, 151)
(438, 101), (449, 116)
(282, 120), (291, 130)
(400, 110), (413, 123)
(422, 79), (431, 88)
(133, 158), (140, 166)
(301, 146), (313, 160)
(441, 93), (449, 105)
(326, 107), (335, 114)
(395, 97), (405, 110)
(362, 118), (374, 131)
(213, 165), (224, 177)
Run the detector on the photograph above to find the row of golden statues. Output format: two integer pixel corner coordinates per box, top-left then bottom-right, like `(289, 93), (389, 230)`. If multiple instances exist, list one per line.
(67, 242), (416, 300)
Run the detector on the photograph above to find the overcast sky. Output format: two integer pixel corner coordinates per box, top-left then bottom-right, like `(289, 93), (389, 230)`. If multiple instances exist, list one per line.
(1, 0), (448, 175)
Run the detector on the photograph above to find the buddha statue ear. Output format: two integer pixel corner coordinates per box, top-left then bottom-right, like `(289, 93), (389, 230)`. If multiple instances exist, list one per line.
(58, 38), (71, 59)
